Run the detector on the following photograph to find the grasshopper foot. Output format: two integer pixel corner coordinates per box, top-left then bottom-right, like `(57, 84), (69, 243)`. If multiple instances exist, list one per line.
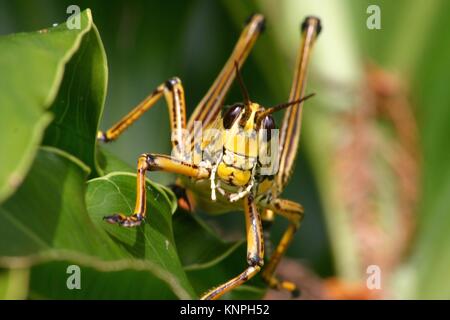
(278, 280), (300, 298)
(96, 131), (111, 143)
(103, 213), (144, 227)
(262, 274), (301, 298)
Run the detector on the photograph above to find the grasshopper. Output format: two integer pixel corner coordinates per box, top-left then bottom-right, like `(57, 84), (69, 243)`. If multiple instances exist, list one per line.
(98, 14), (321, 300)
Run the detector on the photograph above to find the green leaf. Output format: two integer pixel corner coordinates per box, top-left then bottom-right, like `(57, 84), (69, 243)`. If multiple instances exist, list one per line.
(173, 211), (266, 300)
(173, 212), (242, 270)
(0, 9), (103, 204)
(43, 13), (107, 178)
(0, 147), (195, 299)
(86, 172), (183, 277)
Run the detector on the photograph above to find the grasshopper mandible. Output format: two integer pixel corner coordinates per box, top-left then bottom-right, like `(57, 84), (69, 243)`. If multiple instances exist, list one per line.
(98, 14), (321, 300)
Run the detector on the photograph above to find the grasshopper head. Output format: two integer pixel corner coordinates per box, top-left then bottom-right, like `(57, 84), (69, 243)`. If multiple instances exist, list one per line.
(215, 63), (314, 188)
(221, 101), (275, 156)
(218, 101), (261, 187)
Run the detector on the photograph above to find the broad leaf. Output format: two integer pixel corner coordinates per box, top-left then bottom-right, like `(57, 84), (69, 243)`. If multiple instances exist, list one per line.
(43, 12), (107, 178)
(0, 148), (195, 299)
(0, 9), (102, 203)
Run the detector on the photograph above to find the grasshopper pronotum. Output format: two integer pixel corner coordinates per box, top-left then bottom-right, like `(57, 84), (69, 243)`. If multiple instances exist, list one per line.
(98, 14), (321, 300)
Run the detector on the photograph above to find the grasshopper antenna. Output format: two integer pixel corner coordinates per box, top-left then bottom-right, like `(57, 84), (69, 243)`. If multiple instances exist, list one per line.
(234, 61), (251, 106)
(256, 93), (315, 126)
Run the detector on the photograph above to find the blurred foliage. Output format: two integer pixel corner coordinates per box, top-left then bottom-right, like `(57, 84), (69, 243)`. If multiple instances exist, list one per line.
(0, 0), (449, 299)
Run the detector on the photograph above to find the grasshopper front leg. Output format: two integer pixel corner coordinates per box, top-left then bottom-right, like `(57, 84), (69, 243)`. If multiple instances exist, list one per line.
(104, 154), (209, 227)
(201, 194), (264, 300)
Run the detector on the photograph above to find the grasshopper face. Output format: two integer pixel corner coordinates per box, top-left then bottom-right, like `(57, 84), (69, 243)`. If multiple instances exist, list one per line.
(207, 101), (279, 203)
(218, 102), (263, 187)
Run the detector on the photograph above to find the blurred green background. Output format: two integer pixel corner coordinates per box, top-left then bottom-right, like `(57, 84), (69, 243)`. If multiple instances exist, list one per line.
(1, 0), (449, 299)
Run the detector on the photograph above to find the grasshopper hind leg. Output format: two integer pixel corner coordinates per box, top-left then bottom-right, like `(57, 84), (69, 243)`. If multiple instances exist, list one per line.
(263, 16), (321, 298)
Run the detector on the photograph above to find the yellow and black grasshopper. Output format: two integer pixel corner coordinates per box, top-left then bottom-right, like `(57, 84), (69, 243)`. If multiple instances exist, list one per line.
(98, 14), (321, 300)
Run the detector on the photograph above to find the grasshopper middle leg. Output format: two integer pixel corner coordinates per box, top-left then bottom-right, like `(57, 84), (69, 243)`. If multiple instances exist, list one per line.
(98, 77), (187, 155)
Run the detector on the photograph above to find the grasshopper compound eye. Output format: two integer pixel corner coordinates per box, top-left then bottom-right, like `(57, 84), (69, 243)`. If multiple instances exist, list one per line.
(223, 104), (244, 129)
(261, 115), (276, 141)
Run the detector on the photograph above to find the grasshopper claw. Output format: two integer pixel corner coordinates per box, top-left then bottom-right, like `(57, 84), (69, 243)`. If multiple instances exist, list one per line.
(103, 213), (144, 227)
